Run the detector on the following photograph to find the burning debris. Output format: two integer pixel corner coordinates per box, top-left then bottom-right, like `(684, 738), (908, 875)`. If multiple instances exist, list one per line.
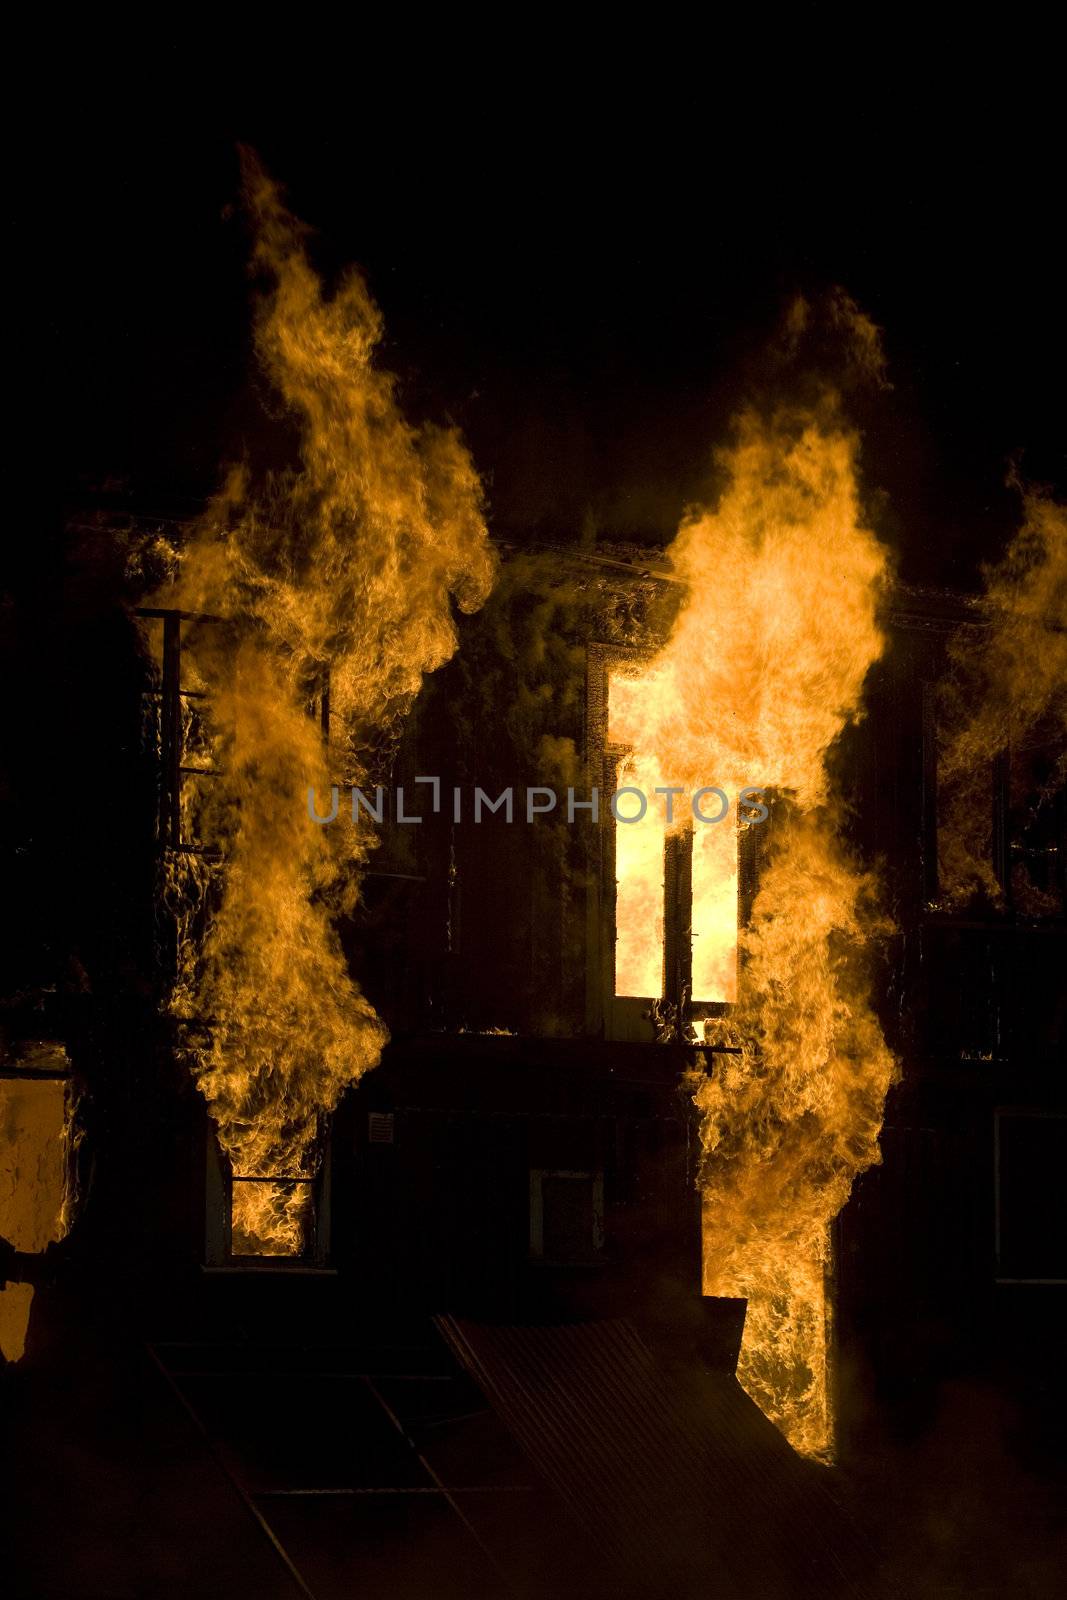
(154, 155), (495, 1254)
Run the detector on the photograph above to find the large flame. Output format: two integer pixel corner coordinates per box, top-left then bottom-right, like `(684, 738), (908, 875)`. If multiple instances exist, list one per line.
(609, 398), (897, 1456)
(696, 818), (896, 1457)
(938, 488), (1067, 908)
(163, 156), (495, 1254)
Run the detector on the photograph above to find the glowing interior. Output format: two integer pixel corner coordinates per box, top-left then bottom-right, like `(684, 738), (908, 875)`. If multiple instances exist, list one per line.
(691, 813), (739, 1003)
(608, 669), (738, 1003)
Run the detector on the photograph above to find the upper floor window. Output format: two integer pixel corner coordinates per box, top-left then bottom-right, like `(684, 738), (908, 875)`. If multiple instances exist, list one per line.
(925, 684), (1066, 918)
(587, 644), (765, 1040)
(994, 1110), (1067, 1284)
(608, 666), (739, 1007)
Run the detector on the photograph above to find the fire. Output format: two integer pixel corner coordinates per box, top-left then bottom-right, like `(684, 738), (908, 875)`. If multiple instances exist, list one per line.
(609, 395), (897, 1456)
(608, 680), (740, 1003)
(159, 154), (495, 1255)
(609, 740), (669, 999)
(697, 817), (895, 1456)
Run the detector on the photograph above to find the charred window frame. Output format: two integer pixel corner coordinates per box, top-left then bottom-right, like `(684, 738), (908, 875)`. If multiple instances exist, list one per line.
(922, 681), (1067, 918)
(529, 1168), (605, 1264)
(139, 607), (330, 857)
(141, 609), (335, 1269)
(140, 608), (225, 857)
(204, 1126), (333, 1270)
(585, 643), (763, 1041)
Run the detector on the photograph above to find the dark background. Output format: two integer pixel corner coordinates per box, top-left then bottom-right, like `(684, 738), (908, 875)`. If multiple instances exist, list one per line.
(6, 48), (1065, 1011)
(3, 48), (1065, 1599)
(22, 52), (1067, 587)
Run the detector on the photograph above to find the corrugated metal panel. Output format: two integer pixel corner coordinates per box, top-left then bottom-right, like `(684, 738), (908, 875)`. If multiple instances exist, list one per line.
(436, 1315), (893, 1600)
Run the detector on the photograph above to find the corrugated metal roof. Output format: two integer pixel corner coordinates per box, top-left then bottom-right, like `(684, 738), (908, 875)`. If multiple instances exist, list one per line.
(436, 1314), (895, 1600)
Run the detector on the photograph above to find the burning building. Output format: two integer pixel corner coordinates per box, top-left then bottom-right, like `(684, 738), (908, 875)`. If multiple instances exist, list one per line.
(3, 145), (1065, 1600)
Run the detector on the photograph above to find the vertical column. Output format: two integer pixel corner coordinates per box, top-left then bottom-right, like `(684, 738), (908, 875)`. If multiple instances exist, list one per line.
(160, 612), (182, 849)
(663, 826), (693, 1013)
(992, 745), (1011, 905)
(921, 682), (940, 903)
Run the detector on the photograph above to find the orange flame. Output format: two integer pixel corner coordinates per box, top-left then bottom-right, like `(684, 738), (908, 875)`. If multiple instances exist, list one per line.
(696, 817), (896, 1456)
(610, 397), (897, 1456)
(162, 156), (495, 1254)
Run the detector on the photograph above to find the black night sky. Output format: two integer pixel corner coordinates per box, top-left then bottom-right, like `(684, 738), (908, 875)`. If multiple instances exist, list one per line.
(10, 60), (1063, 1002)
(32, 62), (1065, 591)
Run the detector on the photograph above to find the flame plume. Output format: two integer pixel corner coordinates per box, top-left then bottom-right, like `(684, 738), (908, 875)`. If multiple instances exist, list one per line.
(695, 817), (896, 1456)
(165, 156), (495, 1254)
(610, 398), (897, 1456)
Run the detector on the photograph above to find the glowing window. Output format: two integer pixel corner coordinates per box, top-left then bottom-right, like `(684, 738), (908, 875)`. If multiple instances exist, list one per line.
(608, 669), (739, 1006)
(230, 1174), (316, 1259)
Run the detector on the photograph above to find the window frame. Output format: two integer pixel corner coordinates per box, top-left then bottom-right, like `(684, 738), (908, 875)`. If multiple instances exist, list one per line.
(922, 680), (1067, 919)
(585, 643), (757, 1041)
(204, 1124), (334, 1271)
(528, 1167), (606, 1264)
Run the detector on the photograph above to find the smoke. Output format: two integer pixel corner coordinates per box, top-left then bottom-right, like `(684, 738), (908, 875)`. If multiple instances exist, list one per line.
(938, 485), (1067, 907)
(420, 545), (624, 1033)
(159, 154), (495, 1252)
(778, 288), (893, 395)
